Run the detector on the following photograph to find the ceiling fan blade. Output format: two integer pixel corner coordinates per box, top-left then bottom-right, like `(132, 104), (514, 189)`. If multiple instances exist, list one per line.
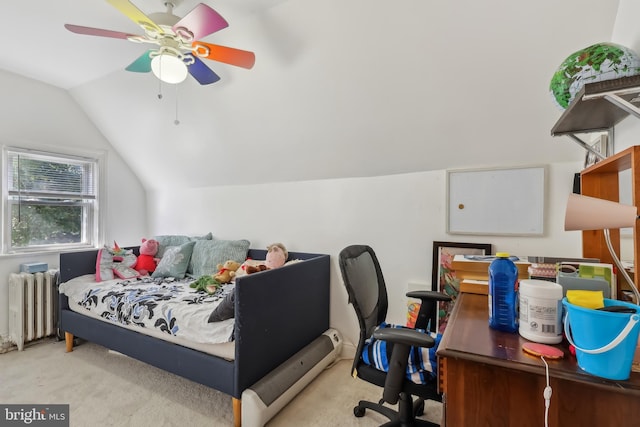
(125, 51), (152, 73)
(188, 58), (221, 85)
(64, 24), (137, 40)
(192, 42), (255, 69)
(107, 0), (163, 34)
(173, 3), (228, 40)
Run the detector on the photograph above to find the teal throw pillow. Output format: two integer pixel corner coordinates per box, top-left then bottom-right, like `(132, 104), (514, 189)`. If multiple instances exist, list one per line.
(154, 232), (213, 258)
(189, 239), (251, 277)
(152, 241), (196, 279)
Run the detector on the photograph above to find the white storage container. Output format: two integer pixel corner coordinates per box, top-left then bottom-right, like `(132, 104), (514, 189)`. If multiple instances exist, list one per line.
(519, 279), (563, 344)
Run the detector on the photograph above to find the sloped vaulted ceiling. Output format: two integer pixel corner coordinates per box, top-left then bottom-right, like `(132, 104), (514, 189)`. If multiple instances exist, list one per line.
(0, 0), (620, 190)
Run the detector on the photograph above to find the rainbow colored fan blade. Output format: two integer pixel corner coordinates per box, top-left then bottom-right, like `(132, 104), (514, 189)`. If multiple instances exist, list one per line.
(173, 3), (229, 40)
(188, 58), (221, 85)
(107, 0), (163, 34)
(193, 42), (255, 69)
(64, 24), (136, 39)
(125, 51), (152, 73)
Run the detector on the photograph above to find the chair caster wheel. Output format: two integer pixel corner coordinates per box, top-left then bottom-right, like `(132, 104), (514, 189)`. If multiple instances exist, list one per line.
(354, 406), (366, 417)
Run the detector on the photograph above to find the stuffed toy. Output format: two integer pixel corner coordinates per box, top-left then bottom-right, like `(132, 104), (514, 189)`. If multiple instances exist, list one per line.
(214, 260), (242, 284)
(96, 241), (139, 282)
(135, 238), (159, 276)
(246, 243), (288, 275)
(190, 275), (221, 294)
(266, 243), (288, 268)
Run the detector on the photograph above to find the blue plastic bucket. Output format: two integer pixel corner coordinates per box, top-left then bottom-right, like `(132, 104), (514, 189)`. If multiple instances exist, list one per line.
(563, 298), (640, 380)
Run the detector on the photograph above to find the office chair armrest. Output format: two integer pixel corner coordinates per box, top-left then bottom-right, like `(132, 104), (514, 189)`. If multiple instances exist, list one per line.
(406, 290), (451, 302)
(406, 290), (451, 330)
(374, 328), (435, 405)
(373, 327), (435, 349)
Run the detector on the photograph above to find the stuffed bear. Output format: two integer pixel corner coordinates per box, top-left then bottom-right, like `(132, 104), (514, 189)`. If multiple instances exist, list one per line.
(246, 243), (288, 275)
(135, 238), (159, 276)
(214, 260), (242, 284)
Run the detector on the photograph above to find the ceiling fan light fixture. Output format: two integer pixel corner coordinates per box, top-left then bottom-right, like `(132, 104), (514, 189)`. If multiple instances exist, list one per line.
(65, 1), (253, 86)
(151, 53), (188, 84)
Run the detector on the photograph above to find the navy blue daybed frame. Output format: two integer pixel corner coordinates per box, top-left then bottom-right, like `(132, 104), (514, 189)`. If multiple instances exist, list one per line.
(58, 248), (330, 427)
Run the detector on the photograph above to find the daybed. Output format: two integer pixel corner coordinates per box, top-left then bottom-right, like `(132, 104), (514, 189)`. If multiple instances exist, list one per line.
(58, 246), (330, 427)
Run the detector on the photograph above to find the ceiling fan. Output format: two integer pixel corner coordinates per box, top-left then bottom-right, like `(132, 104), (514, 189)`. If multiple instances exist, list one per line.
(65, 0), (255, 85)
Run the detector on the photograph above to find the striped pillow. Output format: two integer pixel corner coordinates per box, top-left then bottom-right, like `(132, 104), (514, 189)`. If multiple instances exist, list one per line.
(361, 322), (440, 384)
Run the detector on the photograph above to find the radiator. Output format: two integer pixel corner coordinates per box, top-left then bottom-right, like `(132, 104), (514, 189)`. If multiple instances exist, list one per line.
(242, 329), (343, 427)
(8, 270), (59, 351)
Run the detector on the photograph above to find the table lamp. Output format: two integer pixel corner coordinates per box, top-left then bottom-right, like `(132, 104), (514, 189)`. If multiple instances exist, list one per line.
(564, 193), (640, 303)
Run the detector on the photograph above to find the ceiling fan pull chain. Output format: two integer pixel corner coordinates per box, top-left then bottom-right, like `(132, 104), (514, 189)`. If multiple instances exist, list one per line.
(157, 59), (163, 99)
(174, 84), (180, 126)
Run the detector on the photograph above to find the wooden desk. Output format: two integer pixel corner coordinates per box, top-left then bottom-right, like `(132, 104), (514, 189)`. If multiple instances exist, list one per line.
(437, 293), (640, 426)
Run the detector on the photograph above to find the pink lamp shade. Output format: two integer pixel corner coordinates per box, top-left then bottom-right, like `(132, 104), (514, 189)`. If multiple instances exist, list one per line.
(565, 193), (638, 231)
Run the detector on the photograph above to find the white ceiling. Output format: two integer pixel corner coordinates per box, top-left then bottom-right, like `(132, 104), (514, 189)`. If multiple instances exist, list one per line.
(0, 0), (621, 190)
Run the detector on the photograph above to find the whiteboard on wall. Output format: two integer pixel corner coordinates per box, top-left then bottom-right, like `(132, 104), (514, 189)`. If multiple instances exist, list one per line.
(447, 166), (546, 236)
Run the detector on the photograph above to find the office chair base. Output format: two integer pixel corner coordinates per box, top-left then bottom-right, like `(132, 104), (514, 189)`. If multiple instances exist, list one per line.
(353, 395), (439, 427)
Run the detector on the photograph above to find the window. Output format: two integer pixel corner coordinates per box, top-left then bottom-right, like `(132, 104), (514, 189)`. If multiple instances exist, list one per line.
(3, 147), (100, 253)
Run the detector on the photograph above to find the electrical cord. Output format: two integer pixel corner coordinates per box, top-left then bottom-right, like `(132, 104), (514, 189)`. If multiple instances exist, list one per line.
(604, 228), (640, 303)
(541, 356), (552, 427)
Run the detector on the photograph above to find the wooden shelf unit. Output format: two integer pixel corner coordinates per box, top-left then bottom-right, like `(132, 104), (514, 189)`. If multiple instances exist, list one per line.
(580, 145), (640, 299)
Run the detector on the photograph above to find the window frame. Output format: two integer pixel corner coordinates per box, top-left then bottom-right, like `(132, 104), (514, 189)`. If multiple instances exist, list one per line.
(2, 145), (105, 254)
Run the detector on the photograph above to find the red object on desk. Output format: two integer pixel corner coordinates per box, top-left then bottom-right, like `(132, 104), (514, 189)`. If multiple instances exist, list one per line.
(522, 342), (564, 359)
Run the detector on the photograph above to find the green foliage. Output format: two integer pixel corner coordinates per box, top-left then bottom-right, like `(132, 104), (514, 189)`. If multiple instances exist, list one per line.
(11, 204), (82, 247)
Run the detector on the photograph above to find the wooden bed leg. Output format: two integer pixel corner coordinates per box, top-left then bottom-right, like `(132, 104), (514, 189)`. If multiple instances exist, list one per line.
(232, 398), (241, 427)
(65, 332), (74, 353)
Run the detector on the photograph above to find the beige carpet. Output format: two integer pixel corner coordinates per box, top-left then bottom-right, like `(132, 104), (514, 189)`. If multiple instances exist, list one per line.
(0, 338), (442, 426)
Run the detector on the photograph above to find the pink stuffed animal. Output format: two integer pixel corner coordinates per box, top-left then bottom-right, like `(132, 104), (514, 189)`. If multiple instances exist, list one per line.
(265, 243), (288, 269)
(245, 243), (288, 275)
(135, 238), (159, 275)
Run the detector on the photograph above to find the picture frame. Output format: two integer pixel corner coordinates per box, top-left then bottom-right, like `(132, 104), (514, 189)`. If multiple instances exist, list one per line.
(431, 241), (492, 333)
(584, 134), (608, 169)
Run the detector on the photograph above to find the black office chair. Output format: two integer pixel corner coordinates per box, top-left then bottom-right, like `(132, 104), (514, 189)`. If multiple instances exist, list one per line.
(339, 245), (451, 427)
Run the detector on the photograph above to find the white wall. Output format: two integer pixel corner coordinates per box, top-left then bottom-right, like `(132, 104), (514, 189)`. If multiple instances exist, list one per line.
(612, 0), (640, 158)
(598, 0), (640, 260)
(5, 0), (640, 351)
(142, 0), (639, 353)
(0, 70), (147, 342)
(148, 161), (583, 349)
(612, 0), (640, 157)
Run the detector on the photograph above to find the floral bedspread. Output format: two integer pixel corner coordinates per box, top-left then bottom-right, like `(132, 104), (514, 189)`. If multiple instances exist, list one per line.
(59, 275), (235, 344)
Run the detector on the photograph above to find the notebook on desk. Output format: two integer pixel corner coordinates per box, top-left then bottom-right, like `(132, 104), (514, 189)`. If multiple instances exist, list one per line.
(556, 262), (616, 299)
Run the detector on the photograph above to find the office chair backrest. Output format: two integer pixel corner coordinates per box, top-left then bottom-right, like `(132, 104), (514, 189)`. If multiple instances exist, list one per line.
(339, 245), (388, 371)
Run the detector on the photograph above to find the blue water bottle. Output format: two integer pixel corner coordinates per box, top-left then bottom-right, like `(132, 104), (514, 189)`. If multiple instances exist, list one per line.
(488, 252), (518, 332)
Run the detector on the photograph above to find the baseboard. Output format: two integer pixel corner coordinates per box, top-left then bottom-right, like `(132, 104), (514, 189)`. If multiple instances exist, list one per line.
(0, 336), (15, 354)
(339, 341), (356, 360)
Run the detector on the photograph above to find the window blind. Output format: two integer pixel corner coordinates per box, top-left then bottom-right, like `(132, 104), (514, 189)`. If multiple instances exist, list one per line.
(7, 149), (96, 200)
